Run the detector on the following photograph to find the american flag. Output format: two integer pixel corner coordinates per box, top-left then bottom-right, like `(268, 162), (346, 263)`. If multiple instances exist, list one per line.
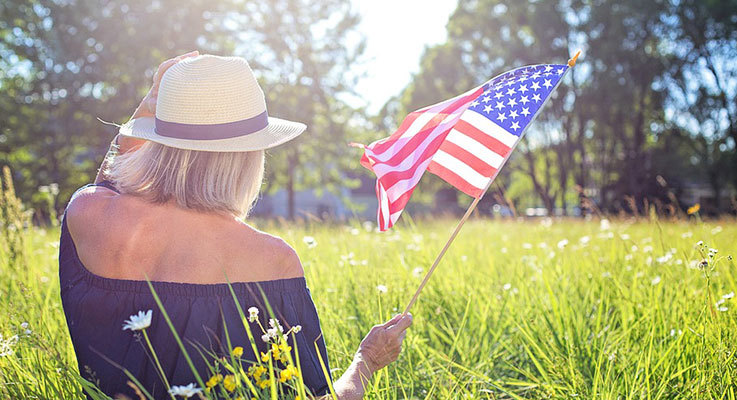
(357, 63), (569, 231)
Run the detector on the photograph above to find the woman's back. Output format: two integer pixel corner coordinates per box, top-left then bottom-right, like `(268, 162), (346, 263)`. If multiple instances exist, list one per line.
(60, 182), (330, 399)
(66, 184), (302, 284)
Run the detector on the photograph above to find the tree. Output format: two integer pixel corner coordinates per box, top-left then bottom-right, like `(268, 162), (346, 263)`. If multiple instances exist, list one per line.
(0, 0), (228, 208)
(1, 0), (367, 220)
(223, 0), (365, 219)
(393, 0), (588, 214)
(392, 0), (736, 215)
(662, 0), (737, 209)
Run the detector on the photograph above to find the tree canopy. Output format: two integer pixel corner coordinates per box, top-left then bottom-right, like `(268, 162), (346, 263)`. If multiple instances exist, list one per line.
(1, 0), (736, 219)
(388, 0), (737, 216)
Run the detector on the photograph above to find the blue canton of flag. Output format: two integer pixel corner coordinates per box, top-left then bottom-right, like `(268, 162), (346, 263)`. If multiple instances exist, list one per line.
(426, 63), (570, 198)
(467, 64), (568, 137)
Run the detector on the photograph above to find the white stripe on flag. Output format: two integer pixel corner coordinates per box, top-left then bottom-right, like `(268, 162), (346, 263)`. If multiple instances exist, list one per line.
(385, 157), (434, 200)
(365, 105), (468, 165)
(390, 211), (402, 225)
(444, 129), (505, 168)
(461, 110), (519, 148)
(432, 150), (491, 190)
(378, 181), (390, 229)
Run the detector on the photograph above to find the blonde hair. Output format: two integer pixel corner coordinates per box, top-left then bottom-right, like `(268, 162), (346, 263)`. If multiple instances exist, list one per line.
(108, 141), (264, 218)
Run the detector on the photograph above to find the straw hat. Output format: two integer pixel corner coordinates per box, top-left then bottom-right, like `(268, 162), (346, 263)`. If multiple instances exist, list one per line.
(118, 55), (306, 152)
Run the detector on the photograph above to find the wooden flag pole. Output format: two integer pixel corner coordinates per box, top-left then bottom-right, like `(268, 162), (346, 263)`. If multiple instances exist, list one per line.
(403, 50), (582, 314)
(402, 178), (493, 314)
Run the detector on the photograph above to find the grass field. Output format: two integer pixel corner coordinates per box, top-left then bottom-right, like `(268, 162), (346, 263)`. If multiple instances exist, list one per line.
(2, 200), (737, 399)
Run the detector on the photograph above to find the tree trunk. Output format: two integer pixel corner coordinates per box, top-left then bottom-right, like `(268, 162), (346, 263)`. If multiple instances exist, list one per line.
(287, 150), (298, 219)
(525, 149), (555, 215)
(630, 88), (647, 200)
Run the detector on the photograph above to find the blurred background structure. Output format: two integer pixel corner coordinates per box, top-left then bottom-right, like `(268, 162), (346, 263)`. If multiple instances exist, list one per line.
(1, 0), (736, 223)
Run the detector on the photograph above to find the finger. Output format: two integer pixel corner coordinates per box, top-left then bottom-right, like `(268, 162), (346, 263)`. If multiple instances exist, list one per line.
(153, 59), (178, 85)
(382, 313), (404, 328)
(386, 314), (412, 334)
(154, 51), (199, 87)
(179, 50), (200, 59)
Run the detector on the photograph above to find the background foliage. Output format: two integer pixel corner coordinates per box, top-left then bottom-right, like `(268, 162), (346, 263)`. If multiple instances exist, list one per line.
(1, 0), (736, 218)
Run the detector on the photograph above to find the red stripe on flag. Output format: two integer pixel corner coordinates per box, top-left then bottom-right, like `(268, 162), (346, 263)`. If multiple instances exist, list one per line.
(427, 160), (492, 198)
(453, 119), (511, 158)
(386, 184), (417, 218)
(437, 141), (499, 177)
(368, 88), (484, 155)
(377, 132), (448, 185)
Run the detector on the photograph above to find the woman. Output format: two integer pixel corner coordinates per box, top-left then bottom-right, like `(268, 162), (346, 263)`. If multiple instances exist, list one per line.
(60, 51), (412, 399)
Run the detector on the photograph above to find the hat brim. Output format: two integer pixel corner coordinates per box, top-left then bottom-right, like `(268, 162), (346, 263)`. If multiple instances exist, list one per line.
(118, 116), (306, 152)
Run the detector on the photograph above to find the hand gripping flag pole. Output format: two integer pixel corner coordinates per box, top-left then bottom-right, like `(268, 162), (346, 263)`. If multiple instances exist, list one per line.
(401, 51), (582, 314)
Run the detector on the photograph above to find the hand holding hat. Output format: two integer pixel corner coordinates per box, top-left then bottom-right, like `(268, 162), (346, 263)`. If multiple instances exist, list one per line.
(131, 51), (200, 120)
(117, 51), (200, 154)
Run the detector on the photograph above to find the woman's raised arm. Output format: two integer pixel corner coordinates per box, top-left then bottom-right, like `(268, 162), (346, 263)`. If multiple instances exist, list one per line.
(94, 51), (199, 183)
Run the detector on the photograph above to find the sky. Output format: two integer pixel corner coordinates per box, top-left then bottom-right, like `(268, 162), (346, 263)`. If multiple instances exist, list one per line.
(351, 1), (458, 114)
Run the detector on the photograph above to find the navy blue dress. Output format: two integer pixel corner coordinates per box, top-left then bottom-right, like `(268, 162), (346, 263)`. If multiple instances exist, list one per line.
(59, 181), (331, 399)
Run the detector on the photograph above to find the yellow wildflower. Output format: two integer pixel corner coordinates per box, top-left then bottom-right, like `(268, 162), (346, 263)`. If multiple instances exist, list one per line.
(285, 364), (299, 379)
(205, 373), (223, 389)
(248, 365), (267, 381)
(260, 351), (270, 362)
(269, 342), (292, 364)
(278, 342), (292, 363)
(295, 396), (301, 400)
(271, 343), (281, 361)
(257, 378), (271, 389)
(688, 203), (700, 215)
(232, 346), (244, 358)
(223, 374), (237, 392)
(279, 365), (299, 383)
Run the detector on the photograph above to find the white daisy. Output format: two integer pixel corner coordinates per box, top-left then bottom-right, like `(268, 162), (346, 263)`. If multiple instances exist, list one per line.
(268, 318), (284, 332)
(122, 310), (152, 331)
(302, 236), (317, 248)
(168, 383), (202, 398)
(247, 307), (259, 322)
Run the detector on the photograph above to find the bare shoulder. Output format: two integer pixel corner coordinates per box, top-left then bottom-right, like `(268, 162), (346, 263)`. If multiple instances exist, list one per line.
(65, 185), (119, 229)
(235, 223), (304, 280)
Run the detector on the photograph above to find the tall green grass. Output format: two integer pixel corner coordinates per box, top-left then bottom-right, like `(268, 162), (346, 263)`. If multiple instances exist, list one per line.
(1, 175), (736, 398)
